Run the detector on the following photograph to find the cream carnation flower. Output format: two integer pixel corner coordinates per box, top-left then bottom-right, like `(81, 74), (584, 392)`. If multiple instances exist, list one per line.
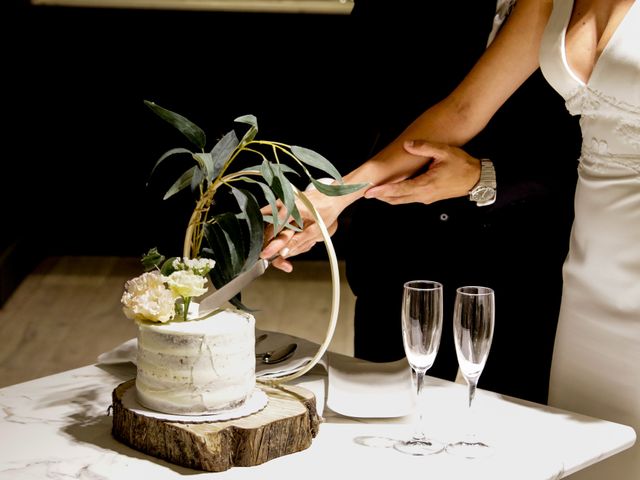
(165, 270), (209, 298)
(121, 271), (176, 323)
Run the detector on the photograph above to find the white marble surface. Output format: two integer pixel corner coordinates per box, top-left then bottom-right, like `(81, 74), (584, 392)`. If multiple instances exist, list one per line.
(0, 359), (635, 480)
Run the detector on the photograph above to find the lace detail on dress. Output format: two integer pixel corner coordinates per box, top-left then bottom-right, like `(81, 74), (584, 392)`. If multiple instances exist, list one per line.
(580, 145), (640, 176)
(565, 86), (640, 118)
(618, 122), (640, 149)
(566, 85), (640, 168)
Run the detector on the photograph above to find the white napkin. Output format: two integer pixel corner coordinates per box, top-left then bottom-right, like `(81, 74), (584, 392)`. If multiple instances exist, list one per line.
(326, 354), (415, 418)
(96, 329), (326, 380)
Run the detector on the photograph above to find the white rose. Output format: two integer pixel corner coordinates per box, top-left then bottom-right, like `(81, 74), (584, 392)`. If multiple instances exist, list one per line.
(121, 271), (176, 323)
(165, 270), (209, 298)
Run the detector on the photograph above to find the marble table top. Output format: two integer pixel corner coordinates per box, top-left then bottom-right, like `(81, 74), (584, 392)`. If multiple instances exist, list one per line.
(0, 359), (635, 480)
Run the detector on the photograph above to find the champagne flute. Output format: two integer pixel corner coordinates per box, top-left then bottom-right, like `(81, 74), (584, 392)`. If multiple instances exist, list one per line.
(394, 280), (444, 456)
(447, 286), (495, 459)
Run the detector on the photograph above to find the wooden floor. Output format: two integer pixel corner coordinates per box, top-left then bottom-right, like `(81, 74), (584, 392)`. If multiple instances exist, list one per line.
(0, 256), (355, 388)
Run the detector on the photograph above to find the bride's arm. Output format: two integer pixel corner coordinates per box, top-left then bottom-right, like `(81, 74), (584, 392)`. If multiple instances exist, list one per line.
(342, 0), (553, 192)
(263, 0), (554, 268)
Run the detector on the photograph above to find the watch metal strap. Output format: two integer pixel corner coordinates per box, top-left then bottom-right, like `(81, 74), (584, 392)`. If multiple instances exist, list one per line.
(478, 159), (496, 188)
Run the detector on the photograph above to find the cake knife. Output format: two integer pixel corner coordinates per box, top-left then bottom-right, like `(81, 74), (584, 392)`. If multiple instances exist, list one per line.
(195, 257), (274, 318)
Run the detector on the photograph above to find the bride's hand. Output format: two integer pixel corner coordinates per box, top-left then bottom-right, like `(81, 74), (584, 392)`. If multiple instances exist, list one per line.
(260, 187), (346, 272)
(364, 140), (481, 205)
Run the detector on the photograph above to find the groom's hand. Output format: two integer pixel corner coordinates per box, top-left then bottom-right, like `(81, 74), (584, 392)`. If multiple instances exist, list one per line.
(364, 141), (481, 205)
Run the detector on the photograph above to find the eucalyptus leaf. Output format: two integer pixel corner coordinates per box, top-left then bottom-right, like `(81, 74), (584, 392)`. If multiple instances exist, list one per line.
(235, 115), (258, 146)
(271, 162), (302, 177)
(144, 101), (206, 150)
(200, 233), (232, 286)
(272, 166), (303, 228)
(160, 257), (178, 276)
(203, 215), (244, 286)
(290, 204), (303, 230)
(210, 130), (239, 181)
(241, 126), (258, 146)
(235, 176), (280, 235)
(207, 258), (232, 289)
(260, 159), (274, 185)
(202, 215), (256, 312)
(141, 247), (165, 271)
(234, 114), (258, 129)
(190, 165), (204, 193)
(242, 163), (300, 176)
(203, 222), (233, 285)
(273, 163), (300, 176)
(214, 213), (245, 276)
(193, 153), (214, 181)
(263, 215), (303, 232)
(164, 166), (197, 200)
(269, 174), (298, 230)
(284, 223), (303, 233)
(232, 188), (264, 273)
(291, 145), (343, 182)
(310, 178), (369, 196)
(148, 147), (193, 183)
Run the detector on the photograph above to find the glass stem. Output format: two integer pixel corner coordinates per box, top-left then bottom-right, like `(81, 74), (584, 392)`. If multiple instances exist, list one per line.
(467, 378), (477, 409)
(413, 368), (427, 441)
(466, 378), (479, 441)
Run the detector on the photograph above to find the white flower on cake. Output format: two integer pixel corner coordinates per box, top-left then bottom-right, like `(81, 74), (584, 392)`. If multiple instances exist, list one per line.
(165, 270), (209, 298)
(122, 271), (177, 323)
(121, 250), (216, 323)
(172, 257), (216, 277)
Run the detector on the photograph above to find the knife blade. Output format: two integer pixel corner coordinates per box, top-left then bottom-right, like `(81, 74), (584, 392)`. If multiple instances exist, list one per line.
(195, 258), (271, 318)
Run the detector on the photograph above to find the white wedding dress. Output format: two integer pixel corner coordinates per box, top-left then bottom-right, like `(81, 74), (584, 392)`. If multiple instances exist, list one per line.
(539, 0), (640, 478)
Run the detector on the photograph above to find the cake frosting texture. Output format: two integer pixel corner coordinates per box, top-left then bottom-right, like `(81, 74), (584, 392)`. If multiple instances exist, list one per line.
(136, 309), (256, 415)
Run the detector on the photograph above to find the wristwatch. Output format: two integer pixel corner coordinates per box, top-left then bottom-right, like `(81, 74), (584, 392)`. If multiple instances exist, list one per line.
(469, 159), (497, 206)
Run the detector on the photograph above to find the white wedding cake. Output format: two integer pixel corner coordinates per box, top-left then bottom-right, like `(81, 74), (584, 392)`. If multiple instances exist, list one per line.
(135, 309), (256, 415)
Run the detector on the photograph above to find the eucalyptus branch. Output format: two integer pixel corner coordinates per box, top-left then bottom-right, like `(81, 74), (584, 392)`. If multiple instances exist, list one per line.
(222, 170), (261, 182)
(271, 143), (281, 164)
(183, 170), (262, 258)
(250, 140), (289, 148)
(214, 152), (240, 185)
(239, 147), (269, 163)
(145, 104), (363, 294)
(183, 184), (217, 258)
(271, 143), (307, 167)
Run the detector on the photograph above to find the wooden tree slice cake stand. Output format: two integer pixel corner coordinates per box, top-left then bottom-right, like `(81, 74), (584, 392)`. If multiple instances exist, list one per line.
(112, 379), (320, 472)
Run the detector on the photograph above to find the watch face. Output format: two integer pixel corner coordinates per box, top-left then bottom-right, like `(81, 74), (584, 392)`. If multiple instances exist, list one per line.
(470, 186), (496, 206)
(472, 186), (495, 202)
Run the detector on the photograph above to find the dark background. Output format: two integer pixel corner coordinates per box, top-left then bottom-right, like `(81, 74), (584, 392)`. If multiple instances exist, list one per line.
(1, 0), (580, 304)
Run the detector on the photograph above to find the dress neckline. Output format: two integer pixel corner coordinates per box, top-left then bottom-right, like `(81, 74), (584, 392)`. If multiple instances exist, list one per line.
(562, 0), (637, 87)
